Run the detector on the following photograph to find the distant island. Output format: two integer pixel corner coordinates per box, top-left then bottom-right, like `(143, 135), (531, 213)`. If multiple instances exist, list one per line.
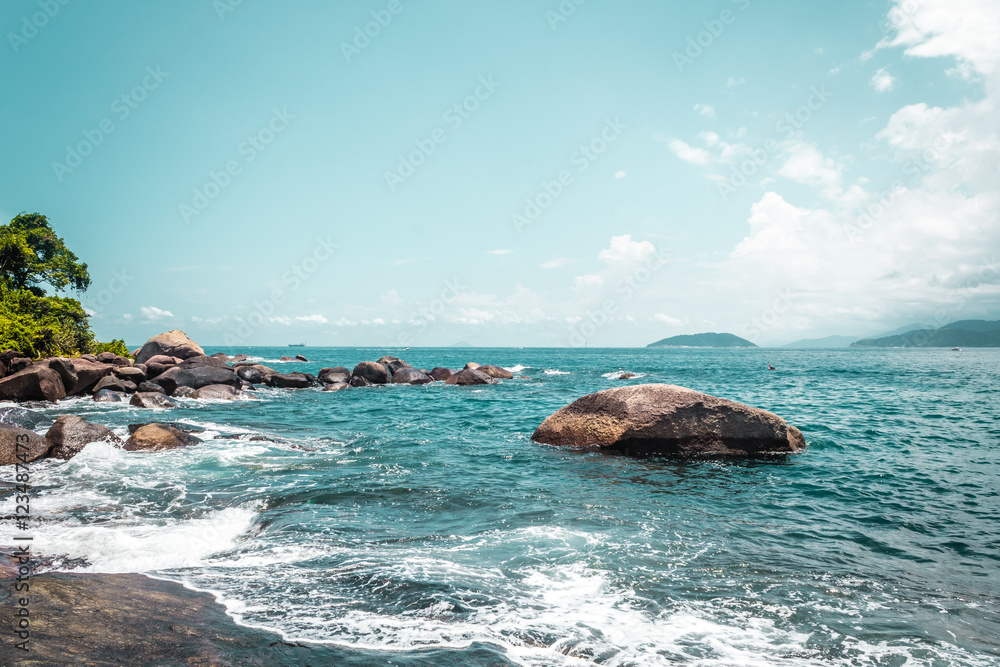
(850, 320), (1000, 348)
(782, 335), (861, 349)
(647, 332), (757, 348)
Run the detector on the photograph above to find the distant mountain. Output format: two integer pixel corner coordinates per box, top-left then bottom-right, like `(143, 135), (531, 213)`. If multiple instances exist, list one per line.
(782, 335), (860, 349)
(449, 340), (473, 348)
(647, 332), (757, 348)
(851, 320), (1000, 347)
(876, 322), (927, 337)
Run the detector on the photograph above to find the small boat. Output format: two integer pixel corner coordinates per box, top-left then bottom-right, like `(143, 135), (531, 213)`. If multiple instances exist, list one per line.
(951, 347), (961, 351)
(288, 343), (306, 347)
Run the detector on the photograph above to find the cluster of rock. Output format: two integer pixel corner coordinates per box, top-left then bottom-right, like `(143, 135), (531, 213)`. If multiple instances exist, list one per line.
(322, 357), (514, 391)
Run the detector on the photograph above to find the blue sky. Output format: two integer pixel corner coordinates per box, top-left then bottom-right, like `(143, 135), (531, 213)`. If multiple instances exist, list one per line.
(2, 0), (998, 347)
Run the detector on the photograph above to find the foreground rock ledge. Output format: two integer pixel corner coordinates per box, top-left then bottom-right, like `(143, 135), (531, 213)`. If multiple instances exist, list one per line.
(531, 384), (806, 456)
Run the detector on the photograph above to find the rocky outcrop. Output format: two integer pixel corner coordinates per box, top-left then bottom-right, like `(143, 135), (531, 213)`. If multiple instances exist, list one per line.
(477, 365), (513, 379)
(0, 427), (51, 465)
(349, 375), (373, 387)
(391, 368), (433, 384)
(113, 366), (146, 383)
(0, 365), (67, 402)
(352, 361), (390, 385)
(124, 423), (196, 451)
(531, 384), (806, 457)
(134, 330), (205, 364)
(130, 392), (179, 408)
(137, 381), (165, 394)
(45, 415), (122, 460)
(154, 364), (240, 395)
(445, 369), (498, 385)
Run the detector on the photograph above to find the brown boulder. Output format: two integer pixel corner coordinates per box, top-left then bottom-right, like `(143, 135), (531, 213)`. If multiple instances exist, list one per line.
(445, 369), (498, 385)
(134, 330), (205, 365)
(236, 364), (276, 384)
(317, 367), (350, 384)
(322, 382), (349, 392)
(59, 358), (114, 394)
(114, 366), (146, 383)
(463, 362), (481, 370)
(92, 389), (122, 402)
(93, 376), (137, 394)
(429, 367), (455, 381)
(143, 355), (178, 366)
(0, 427), (52, 466)
(154, 365), (240, 394)
(190, 384), (241, 400)
(377, 355), (411, 374)
(349, 376), (373, 387)
(130, 392), (179, 408)
(45, 415), (122, 460)
(531, 384), (806, 457)
(0, 349), (26, 366)
(124, 423), (196, 451)
(0, 366), (67, 402)
(391, 368), (433, 384)
(352, 361), (390, 385)
(477, 364), (513, 379)
(268, 372), (312, 389)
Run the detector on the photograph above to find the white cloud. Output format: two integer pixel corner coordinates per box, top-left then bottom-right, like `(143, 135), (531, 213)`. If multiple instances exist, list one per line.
(667, 139), (712, 166)
(879, 0), (1000, 76)
(726, 77), (745, 87)
(487, 249), (511, 255)
(380, 289), (403, 305)
(540, 257), (576, 269)
(296, 314), (328, 324)
(270, 314), (328, 325)
(614, 170), (627, 179)
(694, 103), (716, 118)
(776, 141), (844, 197)
(598, 234), (655, 265)
(698, 131), (720, 147)
(871, 67), (897, 92)
(140, 306), (173, 320)
(653, 314), (682, 325)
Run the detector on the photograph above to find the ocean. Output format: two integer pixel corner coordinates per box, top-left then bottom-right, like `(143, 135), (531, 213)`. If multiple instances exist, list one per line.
(8, 347), (1000, 665)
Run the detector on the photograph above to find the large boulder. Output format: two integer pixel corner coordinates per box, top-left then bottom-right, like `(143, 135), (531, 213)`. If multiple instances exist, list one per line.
(143, 355), (178, 366)
(134, 331), (205, 365)
(45, 415), (122, 460)
(391, 368), (433, 385)
(55, 358), (114, 395)
(445, 369), (498, 386)
(0, 427), (52, 466)
(352, 361), (390, 385)
(268, 372), (312, 389)
(137, 381), (165, 394)
(349, 375), (373, 387)
(190, 384), (241, 400)
(9, 357), (32, 372)
(0, 406), (53, 431)
(130, 392), (179, 408)
(236, 364), (276, 385)
(93, 376), (137, 394)
(124, 423), (196, 452)
(317, 367), (350, 384)
(154, 365), (240, 395)
(428, 367), (455, 381)
(0, 366), (67, 402)
(93, 389), (122, 402)
(0, 349), (26, 366)
(46, 358), (78, 393)
(477, 365), (513, 380)
(377, 356), (411, 374)
(531, 384), (806, 457)
(113, 366), (147, 384)
(180, 355), (229, 369)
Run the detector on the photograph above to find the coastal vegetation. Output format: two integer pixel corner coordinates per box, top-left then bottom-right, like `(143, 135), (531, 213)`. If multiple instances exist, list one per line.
(0, 213), (128, 358)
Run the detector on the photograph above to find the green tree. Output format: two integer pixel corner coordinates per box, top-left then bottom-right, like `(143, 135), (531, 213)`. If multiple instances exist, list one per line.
(0, 212), (90, 295)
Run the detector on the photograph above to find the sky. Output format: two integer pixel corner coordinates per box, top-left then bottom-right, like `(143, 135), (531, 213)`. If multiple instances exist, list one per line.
(1, 0), (998, 347)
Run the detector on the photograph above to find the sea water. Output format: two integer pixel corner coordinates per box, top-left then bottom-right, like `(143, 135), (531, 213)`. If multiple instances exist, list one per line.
(5, 347), (999, 665)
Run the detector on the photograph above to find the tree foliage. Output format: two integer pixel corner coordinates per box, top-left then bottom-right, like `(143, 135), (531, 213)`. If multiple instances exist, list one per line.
(0, 212), (90, 295)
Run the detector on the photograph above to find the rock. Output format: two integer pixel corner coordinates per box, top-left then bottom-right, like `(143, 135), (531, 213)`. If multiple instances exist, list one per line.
(130, 347), (141, 356)
(619, 372), (636, 380)
(80, 353), (98, 362)
(322, 382), (349, 392)
(377, 355), (411, 374)
(477, 364), (513, 379)
(0, 360), (5, 379)
(134, 330), (206, 365)
(463, 362), (481, 370)
(318, 367), (350, 384)
(190, 384), (241, 400)
(154, 365), (241, 395)
(391, 368), (433, 384)
(92, 389), (122, 402)
(295, 354), (308, 362)
(352, 361), (390, 385)
(181, 355), (229, 368)
(58, 358), (114, 394)
(429, 367), (455, 381)
(172, 386), (197, 398)
(0, 427), (52, 466)
(46, 357), (78, 393)
(93, 376), (137, 394)
(130, 392), (179, 408)
(231, 354), (248, 362)
(209, 352), (229, 361)
(0, 406), (53, 431)
(445, 369), (498, 385)
(128, 422), (204, 435)
(279, 356), (295, 362)
(143, 354), (178, 366)
(9, 357), (32, 372)
(0, 349), (26, 366)
(136, 381), (165, 394)
(0, 365), (67, 402)
(236, 365), (266, 384)
(124, 423), (196, 451)
(144, 363), (170, 379)
(240, 381), (255, 390)
(107, 355), (132, 367)
(349, 375), (373, 387)
(113, 366), (146, 383)
(96, 352), (115, 362)
(531, 384), (807, 457)
(45, 415), (122, 460)
(268, 372), (312, 389)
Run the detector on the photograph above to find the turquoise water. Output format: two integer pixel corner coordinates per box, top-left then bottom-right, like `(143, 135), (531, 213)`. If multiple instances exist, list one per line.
(9, 347), (1000, 665)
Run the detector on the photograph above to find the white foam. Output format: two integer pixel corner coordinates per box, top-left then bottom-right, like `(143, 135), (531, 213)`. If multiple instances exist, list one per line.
(601, 370), (648, 379)
(543, 369), (570, 375)
(504, 365), (531, 373)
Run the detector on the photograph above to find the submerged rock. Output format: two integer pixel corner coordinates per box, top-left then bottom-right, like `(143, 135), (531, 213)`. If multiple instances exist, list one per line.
(45, 415), (122, 460)
(477, 364), (514, 379)
(92, 388), (122, 402)
(445, 369), (498, 386)
(268, 372), (312, 389)
(0, 427), (51, 465)
(531, 384), (806, 457)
